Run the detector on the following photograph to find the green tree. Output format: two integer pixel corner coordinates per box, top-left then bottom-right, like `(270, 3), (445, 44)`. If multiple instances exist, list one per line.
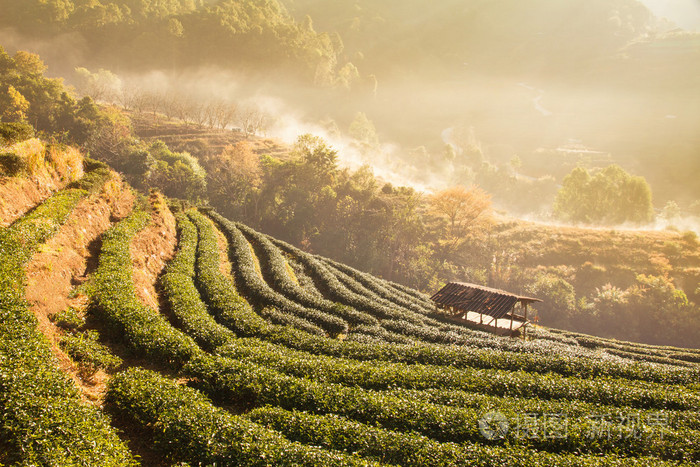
(553, 166), (592, 222)
(626, 274), (695, 345)
(661, 201), (681, 223)
(1, 47), (107, 143)
(427, 185), (492, 284)
(148, 141), (207, 201)
(293, 134), (338, 182)
(591, 283), (633, 338)
(554, 165), (653, 225)
(74, 67), (122, 102)
(525, 272), (577, 328)
(12, 50), (48, 76)
(348, 112), (378, 145)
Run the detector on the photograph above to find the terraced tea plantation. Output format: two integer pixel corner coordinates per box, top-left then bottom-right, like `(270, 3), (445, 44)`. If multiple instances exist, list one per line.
(2, 170), (699, 466)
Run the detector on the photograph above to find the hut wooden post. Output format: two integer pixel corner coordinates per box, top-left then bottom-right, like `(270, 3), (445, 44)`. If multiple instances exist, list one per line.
(509, 308), (514, 330)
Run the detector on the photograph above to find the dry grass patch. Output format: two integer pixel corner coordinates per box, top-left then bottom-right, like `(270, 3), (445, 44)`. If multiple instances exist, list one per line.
(129, 190), (177, 309)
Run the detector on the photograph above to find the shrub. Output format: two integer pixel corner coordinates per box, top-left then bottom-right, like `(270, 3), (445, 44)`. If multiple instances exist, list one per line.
(0, 121), (34, 145)
(60, 330), (123, 372)
(3, 138), (46, 175)
(106, 368), (376, 466)
(0, 152), (26, 175)
(0, 182), (134, 465)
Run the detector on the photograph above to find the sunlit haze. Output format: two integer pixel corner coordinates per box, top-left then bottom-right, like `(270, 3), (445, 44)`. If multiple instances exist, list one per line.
(638, 0), (700, 29)
(1, 3), (700, 462)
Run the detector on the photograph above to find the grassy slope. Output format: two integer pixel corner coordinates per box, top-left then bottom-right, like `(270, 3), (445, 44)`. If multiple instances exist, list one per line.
(1, 178), (699, 464)
(492, 218), (700, 301)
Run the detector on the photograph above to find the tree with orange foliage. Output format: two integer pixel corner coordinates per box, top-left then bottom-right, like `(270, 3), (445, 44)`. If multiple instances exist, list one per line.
(203, 142), (262, 218)
(429, 185), (492, 240)
(427, 185), (493, 280)
(1, 86), (29, 122)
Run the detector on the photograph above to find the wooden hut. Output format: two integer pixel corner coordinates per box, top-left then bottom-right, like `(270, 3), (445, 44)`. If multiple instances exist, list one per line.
(430, 282), (542, 337)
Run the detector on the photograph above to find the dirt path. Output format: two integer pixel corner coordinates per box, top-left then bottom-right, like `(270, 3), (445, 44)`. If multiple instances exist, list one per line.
(0, 140), (83, 227)
(24, 182), (177, 465)
(130, 191), (177, 309)
(213, 216), (234, 279)
(0, 168), (68, 227)
(24, 175), (134, 404)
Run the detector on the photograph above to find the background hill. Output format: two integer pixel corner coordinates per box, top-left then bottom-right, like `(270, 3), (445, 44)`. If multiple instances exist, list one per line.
(2, 39), (700, 465)
(2, 127), (700, 465)
(1, 0), (699, 210)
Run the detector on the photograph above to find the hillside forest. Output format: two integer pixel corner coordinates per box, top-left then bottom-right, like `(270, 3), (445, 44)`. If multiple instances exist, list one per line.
(2, 2), (700, 465)
(2, 42), (698, 348)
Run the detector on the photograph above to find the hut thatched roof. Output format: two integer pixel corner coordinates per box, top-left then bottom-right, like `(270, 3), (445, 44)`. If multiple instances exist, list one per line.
(430, 282), (541, 320)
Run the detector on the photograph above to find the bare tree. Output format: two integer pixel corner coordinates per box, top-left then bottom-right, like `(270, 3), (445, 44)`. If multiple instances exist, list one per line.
(142, 90), (165, 118)
(212, 101), (238, 130)
(173, 97), (191, 126)
(118, 86), (140, 111)
(160, 90), (181, 120)
(202, 100), (218, 128)
(187, 99), (208, 128)
(239, 105), (271, 137)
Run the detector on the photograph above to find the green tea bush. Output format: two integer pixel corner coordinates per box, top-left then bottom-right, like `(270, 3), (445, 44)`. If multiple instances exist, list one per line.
(161, 213), (237, 351)
(346, 325), (415, 344)
(320, 257), (434, 314)
(106, 368), (378, 466)
(259, 306), (327, 335)
(0, 183), (134, 465)
(400, 386), (700, 432)
(208, 211), (349, 336)
(248, 406), (685, 467)
(269, 233), (427, 326)
(67, 166), (111, 193)
(89, 207), (200, 366)
(60, 330), (123, 372)
(49, 306), (86, 332)
(236, 221), (378, 327)
(186, 211), (271, 337)
(325, 259), (430, 316)
(206, 213), (699, 387)
(215, 336), (699, 411)
(186, 354), (699, 462)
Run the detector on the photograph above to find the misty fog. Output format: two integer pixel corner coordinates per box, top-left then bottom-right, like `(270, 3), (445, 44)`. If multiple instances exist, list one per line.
(2, 0), (698, 227)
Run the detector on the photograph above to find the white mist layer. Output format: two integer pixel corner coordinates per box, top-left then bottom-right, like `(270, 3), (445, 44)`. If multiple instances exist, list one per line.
(64, 66), (698, 234)
(262, 104), (438, 192)
(90, 67), (444, 194)
(515, 213), (700, 235)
